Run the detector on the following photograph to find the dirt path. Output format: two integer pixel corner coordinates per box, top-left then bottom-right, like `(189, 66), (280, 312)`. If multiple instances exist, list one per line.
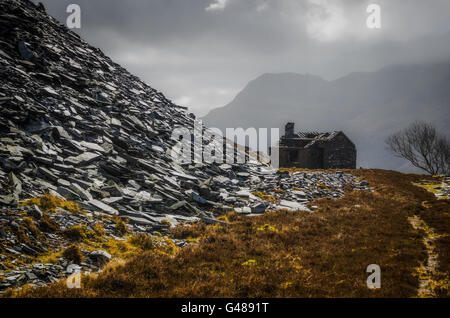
(408, 215), (440, 297)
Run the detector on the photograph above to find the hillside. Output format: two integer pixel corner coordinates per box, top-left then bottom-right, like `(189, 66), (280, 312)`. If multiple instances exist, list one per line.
(0, 0), (449, 299)
(0, 0), (270, 291)
(0, 0), (366, 293)
(13, 170), (450, 298)
(202, 64), (450, 172)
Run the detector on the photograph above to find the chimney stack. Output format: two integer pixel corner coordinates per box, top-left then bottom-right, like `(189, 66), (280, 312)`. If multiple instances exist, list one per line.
(285, 122), (294, 137)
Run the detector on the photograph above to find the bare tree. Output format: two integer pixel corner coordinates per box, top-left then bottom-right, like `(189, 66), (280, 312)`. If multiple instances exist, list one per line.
(386, 121), (450, 175)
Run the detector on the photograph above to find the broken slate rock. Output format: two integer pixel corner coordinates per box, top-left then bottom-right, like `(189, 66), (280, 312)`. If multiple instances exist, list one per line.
(65, 152), (102, 166)
(88, 199), (119, 215)
(27, 204), (43, 220)
(88, 250), (111, 265)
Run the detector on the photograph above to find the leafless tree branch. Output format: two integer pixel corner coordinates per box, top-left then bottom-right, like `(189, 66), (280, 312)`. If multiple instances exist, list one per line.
(386, 121), (449, 175)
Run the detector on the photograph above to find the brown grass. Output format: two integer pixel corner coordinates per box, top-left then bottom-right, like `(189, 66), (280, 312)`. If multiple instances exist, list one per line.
(21, 217), (41, 238)
(62, 225), (88, 242)
(114, 217), (128, 235)
(63, 245), (84, 264)
(128, 233), (155, 251)
(13, 169), (450, 298)
(62, 224), (104, 243)
(38, 214), (60, 233)
(21, 194), (82, 214)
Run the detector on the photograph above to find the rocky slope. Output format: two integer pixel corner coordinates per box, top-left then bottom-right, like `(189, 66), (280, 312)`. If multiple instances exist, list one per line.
(13, 170), (450, 298)
(0, 0), (370, 292)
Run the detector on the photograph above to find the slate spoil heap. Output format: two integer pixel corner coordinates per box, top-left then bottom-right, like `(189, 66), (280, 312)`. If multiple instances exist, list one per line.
(0, 0), (370, 291)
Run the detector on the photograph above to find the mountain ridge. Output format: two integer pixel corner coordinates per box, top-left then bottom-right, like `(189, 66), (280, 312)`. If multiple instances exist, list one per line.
(202, 60), (450, 172)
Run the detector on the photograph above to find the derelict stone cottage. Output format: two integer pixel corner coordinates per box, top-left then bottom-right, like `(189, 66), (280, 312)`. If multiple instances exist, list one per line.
(277, 123), (357, 169)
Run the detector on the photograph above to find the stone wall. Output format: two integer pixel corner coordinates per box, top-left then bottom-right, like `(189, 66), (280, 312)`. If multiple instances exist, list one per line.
(322, 134), (357, 169)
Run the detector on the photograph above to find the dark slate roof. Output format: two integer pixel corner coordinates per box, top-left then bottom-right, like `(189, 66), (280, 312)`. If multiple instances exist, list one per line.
(282, 131), (342, 148)
(296, 132), (322, 138)
(303, 131), (340, 148)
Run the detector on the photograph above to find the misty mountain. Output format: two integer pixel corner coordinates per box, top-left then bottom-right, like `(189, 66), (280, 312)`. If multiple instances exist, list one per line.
(202, 62), (450, 172)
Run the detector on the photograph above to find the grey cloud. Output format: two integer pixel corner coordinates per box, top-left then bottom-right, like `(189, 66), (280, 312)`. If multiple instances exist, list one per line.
(35, 0), (450, 116)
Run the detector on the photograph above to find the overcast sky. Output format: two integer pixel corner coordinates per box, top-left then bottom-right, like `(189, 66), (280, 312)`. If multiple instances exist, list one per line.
(34, 0), (450, 116)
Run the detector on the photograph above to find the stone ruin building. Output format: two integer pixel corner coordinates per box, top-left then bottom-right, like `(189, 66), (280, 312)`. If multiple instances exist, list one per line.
(277, 123), (357, 169)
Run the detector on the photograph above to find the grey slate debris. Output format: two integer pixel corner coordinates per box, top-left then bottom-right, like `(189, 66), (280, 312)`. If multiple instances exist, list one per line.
(88, 199), (119, 216)
(88, 250), (112, 265)
(27, 204), (42, 220)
